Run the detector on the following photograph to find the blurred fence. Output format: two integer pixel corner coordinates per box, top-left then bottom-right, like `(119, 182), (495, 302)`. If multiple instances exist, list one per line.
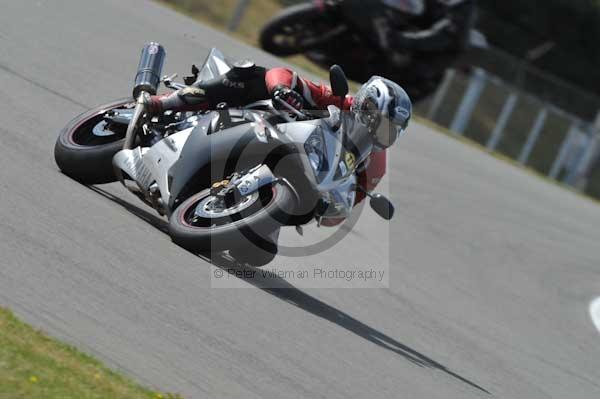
(462, 47), (600, 121)
(417, 61), (600, 196)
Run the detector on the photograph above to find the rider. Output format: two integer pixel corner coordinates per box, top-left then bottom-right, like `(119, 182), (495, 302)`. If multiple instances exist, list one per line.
(146, 61), (411, 219)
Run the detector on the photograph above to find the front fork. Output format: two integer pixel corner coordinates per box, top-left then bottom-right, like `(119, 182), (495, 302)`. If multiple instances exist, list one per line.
(209, 164), (301, 218)
(212, 165), (279, 205)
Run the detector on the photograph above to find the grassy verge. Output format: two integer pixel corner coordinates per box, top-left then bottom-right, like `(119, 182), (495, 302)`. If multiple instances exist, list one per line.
(0, 306), (182, 399)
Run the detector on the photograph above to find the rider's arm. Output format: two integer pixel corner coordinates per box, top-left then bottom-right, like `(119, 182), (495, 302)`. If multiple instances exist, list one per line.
(265, 67), (296, 93)
(265, 68), (353, 110)
(148, 86), (209, 113)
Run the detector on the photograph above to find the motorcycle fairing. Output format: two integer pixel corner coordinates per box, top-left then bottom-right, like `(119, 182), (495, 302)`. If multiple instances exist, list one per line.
(277, 119), (358, 219)
(166, 117), (321, 211)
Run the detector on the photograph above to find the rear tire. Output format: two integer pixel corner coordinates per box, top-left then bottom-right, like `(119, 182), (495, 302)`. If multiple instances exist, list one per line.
(54, 98), (134, 184)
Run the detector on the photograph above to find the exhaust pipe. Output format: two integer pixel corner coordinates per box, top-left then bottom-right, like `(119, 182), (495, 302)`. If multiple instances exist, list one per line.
(132, 42), (166, 99)
(123, 43), (166, 150)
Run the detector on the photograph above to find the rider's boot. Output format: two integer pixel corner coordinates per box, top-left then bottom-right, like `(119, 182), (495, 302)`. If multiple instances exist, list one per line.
(146, 87), (210, 114)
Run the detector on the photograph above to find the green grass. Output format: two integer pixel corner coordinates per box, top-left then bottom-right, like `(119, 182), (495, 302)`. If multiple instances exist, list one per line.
(0, 306), (183, 399)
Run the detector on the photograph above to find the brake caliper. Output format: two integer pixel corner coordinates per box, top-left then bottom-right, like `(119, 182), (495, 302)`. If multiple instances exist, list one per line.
(210, 177), (242, 209)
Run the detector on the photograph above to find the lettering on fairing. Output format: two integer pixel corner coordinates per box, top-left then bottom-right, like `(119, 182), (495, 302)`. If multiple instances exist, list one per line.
(132, 152), (153, 190)
(222, 78), (245, 89)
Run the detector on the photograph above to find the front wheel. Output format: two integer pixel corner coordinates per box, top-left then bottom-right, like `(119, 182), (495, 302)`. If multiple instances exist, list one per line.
(169, 184), (295, 253)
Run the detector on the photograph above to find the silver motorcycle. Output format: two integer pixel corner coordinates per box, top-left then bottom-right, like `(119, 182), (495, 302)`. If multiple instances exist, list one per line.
(54, 45), (393, 264)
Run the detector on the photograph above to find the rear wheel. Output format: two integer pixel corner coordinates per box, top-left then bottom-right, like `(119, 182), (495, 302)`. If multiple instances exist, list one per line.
(169, 183), (294, 253)
(259, 3), (344, 56)
(54, 98), (134, 184)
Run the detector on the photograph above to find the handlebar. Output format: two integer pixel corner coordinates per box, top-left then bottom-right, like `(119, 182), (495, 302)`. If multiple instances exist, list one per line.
(273, 97), (308, 121)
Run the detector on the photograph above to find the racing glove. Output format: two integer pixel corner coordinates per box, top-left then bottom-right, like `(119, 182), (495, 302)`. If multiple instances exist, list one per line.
(272, 85), (304, 111)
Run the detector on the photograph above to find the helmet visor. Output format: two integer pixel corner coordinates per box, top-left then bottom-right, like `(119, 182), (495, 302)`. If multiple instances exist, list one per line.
(373, 118), (399, 149)
(357, 97), (409, 149)
(375, 90), (410, 148)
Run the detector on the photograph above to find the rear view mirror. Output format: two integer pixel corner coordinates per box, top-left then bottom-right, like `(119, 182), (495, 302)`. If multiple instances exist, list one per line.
(329, 64), (349, 98)
(370, 193), (394, 220)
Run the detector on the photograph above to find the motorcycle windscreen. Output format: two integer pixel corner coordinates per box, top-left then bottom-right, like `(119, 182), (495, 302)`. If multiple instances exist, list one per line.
(198, 48), (233, 82)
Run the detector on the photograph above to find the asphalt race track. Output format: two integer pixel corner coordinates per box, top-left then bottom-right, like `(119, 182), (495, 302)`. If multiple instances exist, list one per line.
(2, 1), (600, 398)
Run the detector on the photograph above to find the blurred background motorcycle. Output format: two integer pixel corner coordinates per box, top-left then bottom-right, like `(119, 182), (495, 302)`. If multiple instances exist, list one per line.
(259, 0), (484, 103)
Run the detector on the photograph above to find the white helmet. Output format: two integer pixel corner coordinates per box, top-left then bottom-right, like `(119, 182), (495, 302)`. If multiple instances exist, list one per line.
(381, 0), (425, 16)
(351, 76), (412, 150)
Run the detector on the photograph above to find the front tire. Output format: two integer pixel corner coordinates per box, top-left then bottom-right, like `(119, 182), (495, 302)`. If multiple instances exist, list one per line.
(54, 98), (134, 184)
(169, 184), (295, 253)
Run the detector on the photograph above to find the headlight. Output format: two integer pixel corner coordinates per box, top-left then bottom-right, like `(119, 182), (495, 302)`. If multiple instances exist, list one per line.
(304, 130), (327, 173)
